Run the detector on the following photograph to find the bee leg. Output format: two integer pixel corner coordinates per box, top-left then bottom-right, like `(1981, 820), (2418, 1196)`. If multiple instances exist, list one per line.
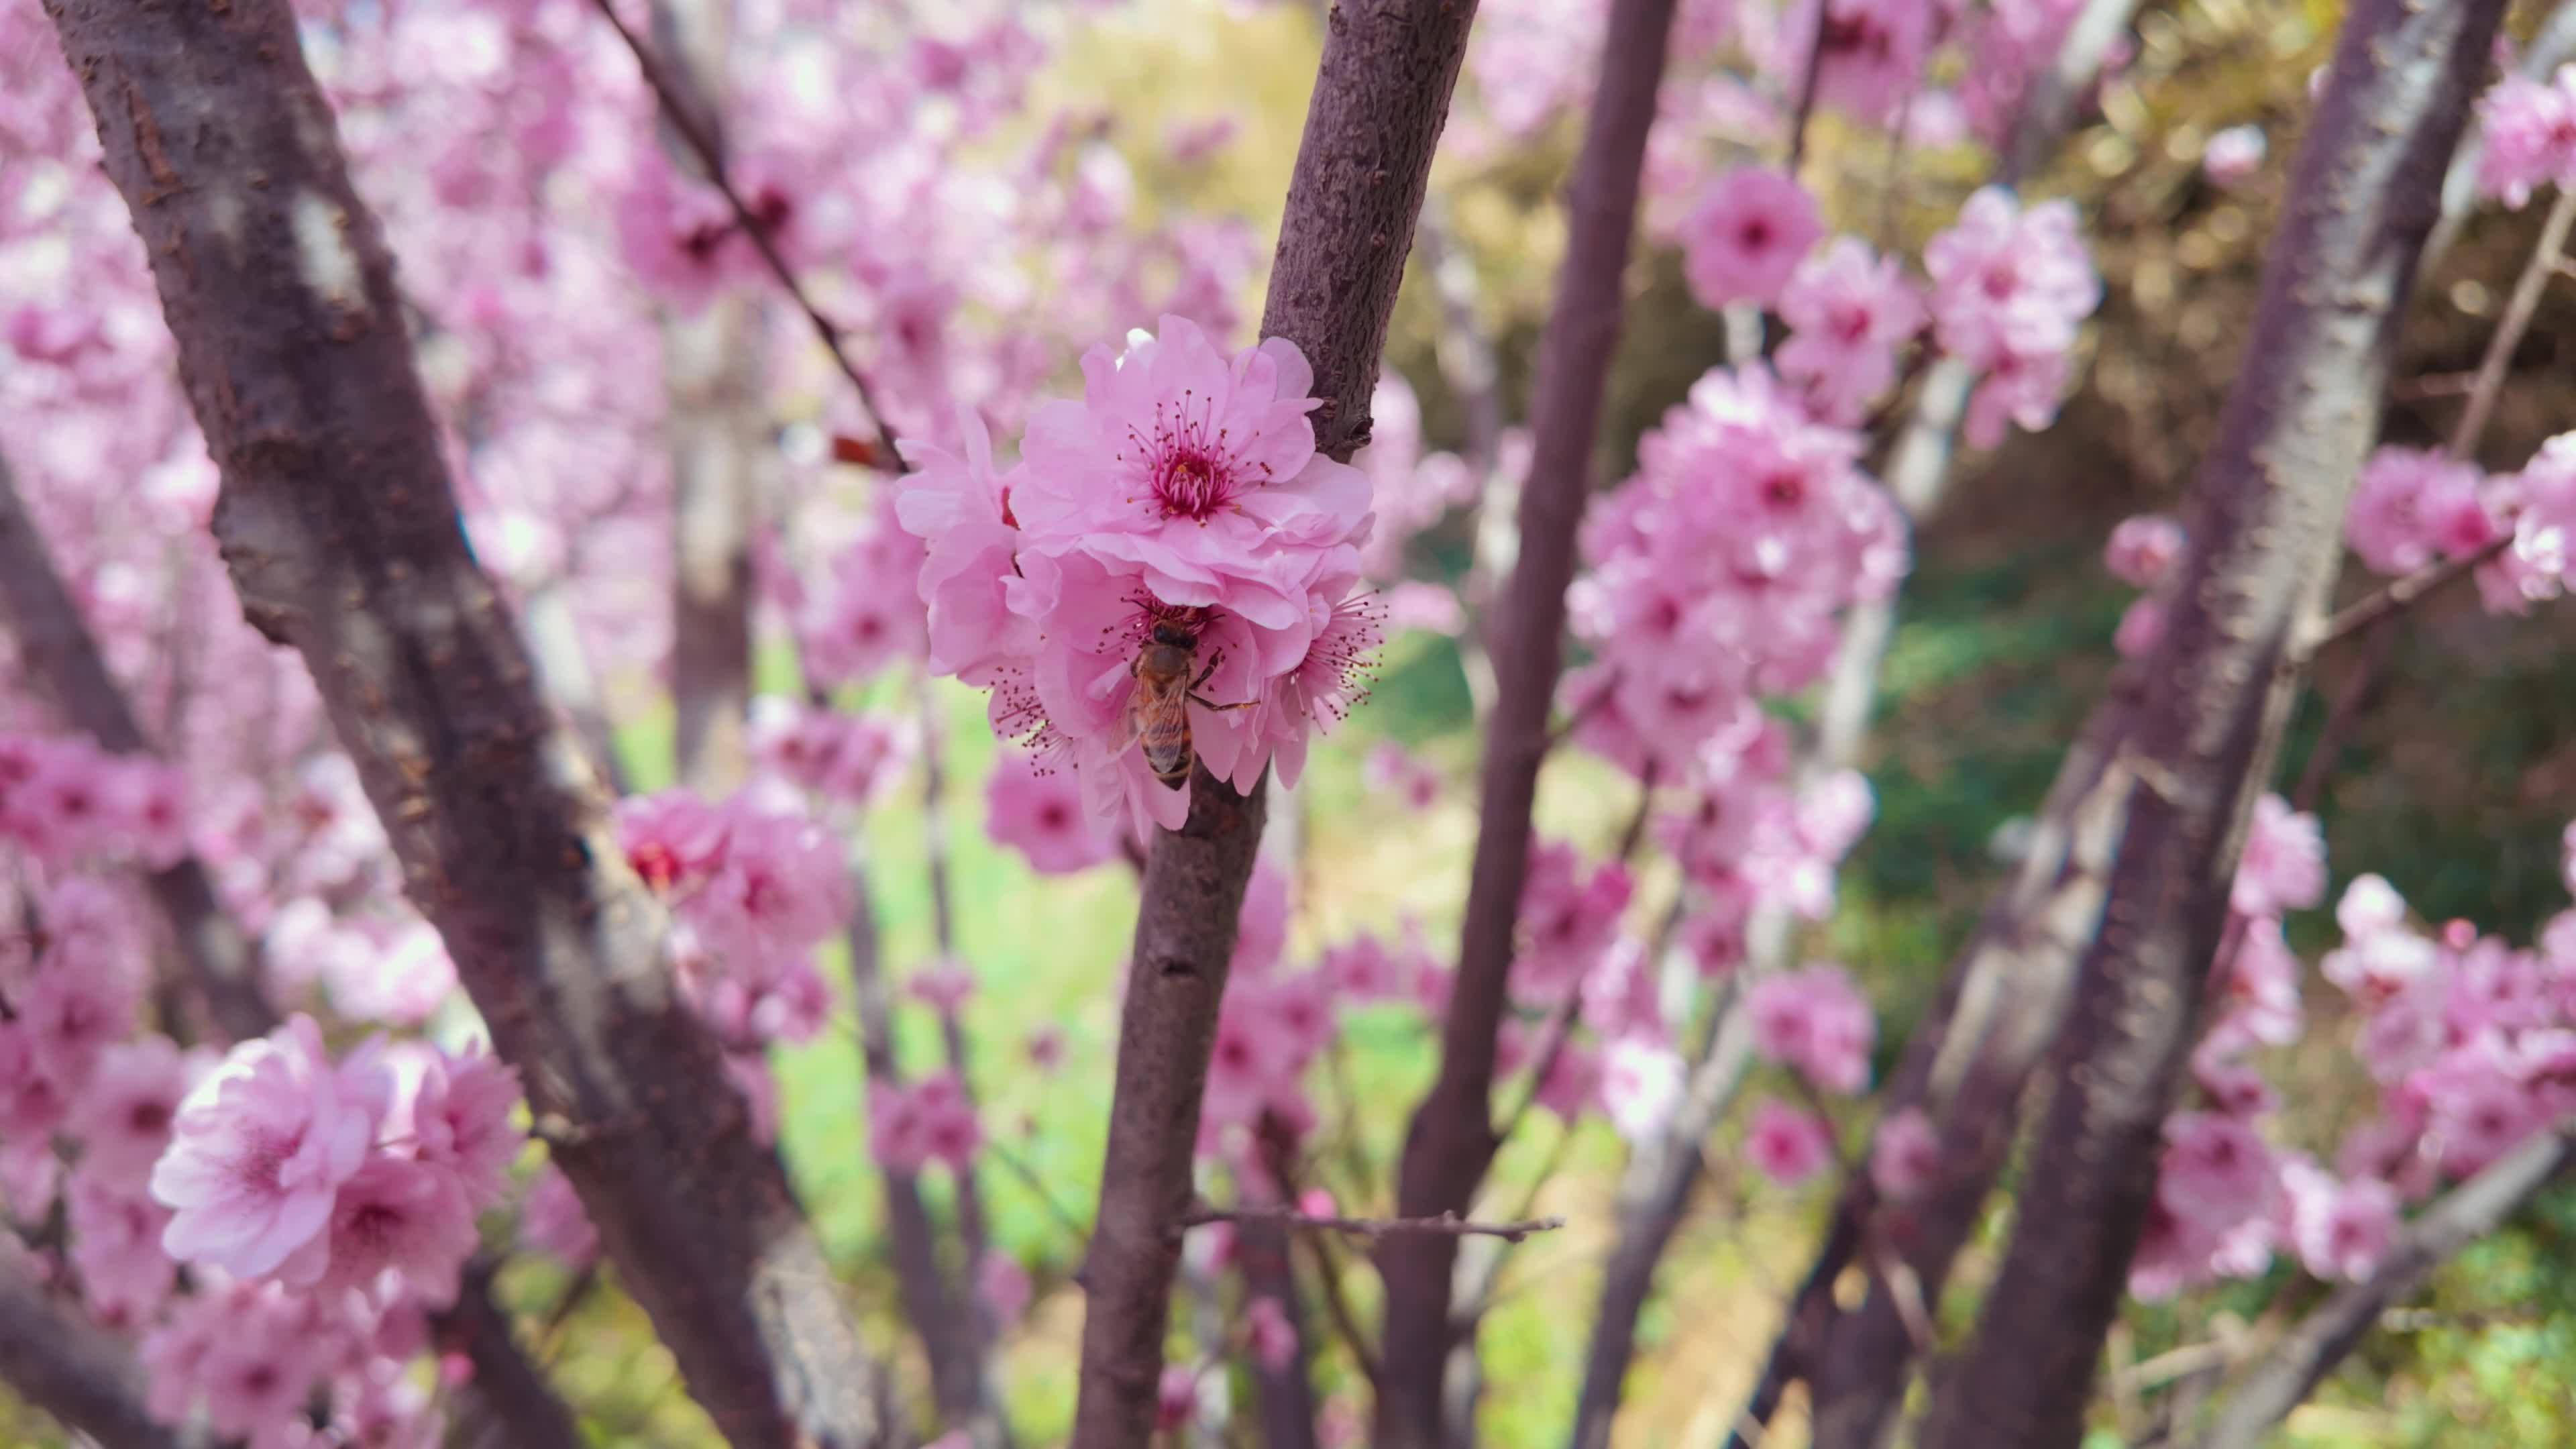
(1191, 649), (1225, 692)
(1188, 694), (1258, 712)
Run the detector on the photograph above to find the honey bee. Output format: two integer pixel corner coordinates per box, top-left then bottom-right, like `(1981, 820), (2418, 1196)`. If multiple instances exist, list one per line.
(1125, 616), (1254, 789)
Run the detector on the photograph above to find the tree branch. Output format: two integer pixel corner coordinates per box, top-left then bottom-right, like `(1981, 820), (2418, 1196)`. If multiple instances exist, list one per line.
(1917, 5), (2507, 1443)
(1178, 1206), (1565, 1243)
(0, 1255), (182, 1449)
(1067, 3), (1477, 1444)
(1372, 2), (1672, 1442)
(2193, 1128), (2575, 1449)
(38, 3), (885, 1442)
(584, 0), (897, 464)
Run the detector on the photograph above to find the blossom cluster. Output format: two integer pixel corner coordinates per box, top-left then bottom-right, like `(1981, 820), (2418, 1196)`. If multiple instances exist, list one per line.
(2475, 64), (2576, 209)
(2342, 433), (2576, 616)
(0, 731), (188, 868)
(897, 315), (1384, 839)
(616, 790), (846, 1069)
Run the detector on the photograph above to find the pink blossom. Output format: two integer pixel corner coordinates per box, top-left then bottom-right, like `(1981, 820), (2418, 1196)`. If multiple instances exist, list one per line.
(2345, 447), (2488, 575)
(1362, 741), (1443, 811)
(2156, 1111), (2275, 1230)
(2475, 66), (2576, 208)
(2231, 794), (2326, 918)
(2104, 515), (2186, 589)
(2201, 124), (2267, 187)
(1680, 167), (1823, 309)
(750, 701), (909, 805)
(68, 1165), (176, 1325)
(1925, 188), (2098, 364)
(1232, 861), (1293, 979)
(1773, 0), (1935, 125)
(310, 1152), (480, 1305)
(398, 1041), (524, 1208)
(517, 1163), (597, 1268)
(978, 1250), (1032, 1328)
(1246, 1295), (1299, 1373)
(1025, 1026), (1067, 1073)
(1746, 964), (1877, 1093)
(1202, 1002), (1301, 1128)
(1962, 345), (2076, 448)
(2419, 1057), (2541, 1177)
(2112, 596), (2166, 659)
(896, 407), (1040, 681)
(614, 790), (731, 895)
(1870, 1107), (1940, 1201)
(1744, 1097), (1834, 1185)
(1532, 1036), (1603, 1122)
(2324, 878), (2438, 1004)
(2279, 1159), (2397, 1281)
(2208, 916), (2304, 1051)
(686, 802), (847, 973)
(797, 517), (928, 689)
(1156, 1363), (1201, 1432)
(1776, 238), (1927, 424)
(327, 918), (458, 1027)
(1322, 932), (1413, 1003)
(152, 1015), (388, 1281)
(985, 748), (1115, 874)
(906, 319), (1377, 839)
(908, 959), (978, 1014)
(1512, 841), (1633, 1004)
(70, 1034), (202, 1190)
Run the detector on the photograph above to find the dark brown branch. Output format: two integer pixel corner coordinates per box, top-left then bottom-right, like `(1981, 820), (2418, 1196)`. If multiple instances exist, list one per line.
(1178, 1206), (1565, 1244)
(438, 1254), (588, 1449)
(1917, 4), (2506, 1443)
(584, 0), (898, 466)
(0, 455), (274, 1044)
(2194, 1128), (2576, 1449)
(0, 1256), (181, 1449)
(1068, 3), (1475, 1445)
(0, 453), (579, 1448)
(37, 2), (885, 1442)
(1240, 1118), (1322, 1449)
(1372, 1), (1670, 1442)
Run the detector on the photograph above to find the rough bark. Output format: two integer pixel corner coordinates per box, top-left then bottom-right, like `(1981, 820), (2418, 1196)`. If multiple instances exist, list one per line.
(2193, 1128), (2575, 1449)
(1066, 5), (1476, 1445)
(38, 3), (884, 1444)
(0, 455), (274, 1044)
(1916, 3), (2506, 1444)
(0, 1258), (180, 1449)
(1, 451), (581, 1449)
(1371, 1), (1668, 1444)
(654, 0), (761, 794)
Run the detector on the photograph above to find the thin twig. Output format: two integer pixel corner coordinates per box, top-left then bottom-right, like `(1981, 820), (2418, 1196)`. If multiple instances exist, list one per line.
(2294, 533), (2514, 659)
(1784, 0), (1832, 177)
(2445, 179), (2576, 456)
(1177, 1204), (1566, 1244)
(986, 1138), (1092, 1246)
(583, 0), (900, 465)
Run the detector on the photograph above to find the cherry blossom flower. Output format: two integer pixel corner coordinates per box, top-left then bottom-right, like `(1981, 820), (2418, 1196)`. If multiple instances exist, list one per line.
(397, 1041), (524, 1209)
(1745, 1098), (1835, 1185)
(1773, 0), (1936, 125)
(1680, 166), (1823, 309)
(1601, 1036), (1684, 1143)
(2475, 66), (2576, 208)
(152, 1015), (389, 1281)
(1923, 186), (2099, 444)
(1511, 841), (1634, 1005)
(986, 747), (1116, 874)
(1776, 238), (1927, 424)
(2231, 794), (2326, 919)
(1246, 1295), (1299, 1373)
(517, 1163), (597, 1268)
(310, 1153), (480, 1305)
(68, 1165), (176, 1324)
(71, 1034), (203, 1189)
(2346, 446), (2490, 576)
(2104, 514), (2186, 589)
(2279, 1157), (2398, 1281)
(2155, 1111), (2275, 1230)
(1870, 1107), (1940, 1201)
(614, 791), (731, 896)
(979, 1250), (1032, 1328)
(1746, 963), (1877, 1093)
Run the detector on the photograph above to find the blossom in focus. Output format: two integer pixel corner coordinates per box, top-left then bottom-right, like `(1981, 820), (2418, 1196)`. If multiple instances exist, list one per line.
(310, 1154), (479, 1305)
(900, 318), (1379, 839)
(2475, 66), (2576, 208)
(2231, 794), (2325, 920)
(1776, 238), (1927, 425)
(1745, 1097), (1834, 1185)
(152, 1015), (388, 1281)
(1680, 167), (1823, 309)
(2201, 124), (2267, 187)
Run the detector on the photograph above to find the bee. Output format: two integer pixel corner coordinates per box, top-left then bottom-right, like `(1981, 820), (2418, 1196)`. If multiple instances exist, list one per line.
(1125, 616), (1256, 789)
